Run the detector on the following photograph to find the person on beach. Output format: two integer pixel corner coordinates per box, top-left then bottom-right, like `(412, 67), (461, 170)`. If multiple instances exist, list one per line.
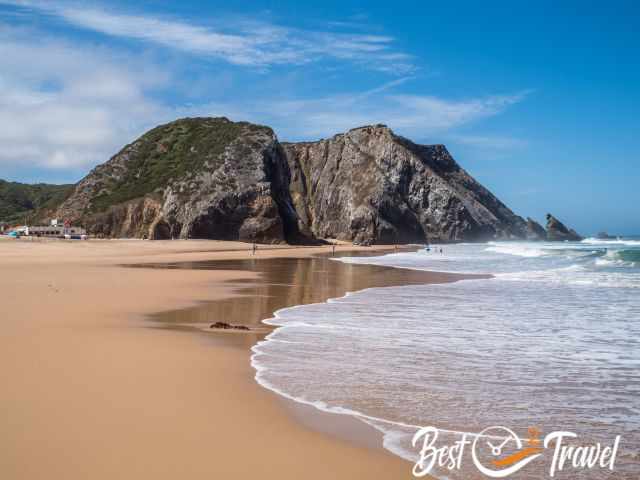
(252, 243), (257, 255)
(332, 243), (336, 256)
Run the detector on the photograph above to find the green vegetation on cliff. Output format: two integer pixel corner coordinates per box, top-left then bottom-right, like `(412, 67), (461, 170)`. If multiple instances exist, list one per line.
(90, 118), (266, 213)
(0, 180), (73, 224)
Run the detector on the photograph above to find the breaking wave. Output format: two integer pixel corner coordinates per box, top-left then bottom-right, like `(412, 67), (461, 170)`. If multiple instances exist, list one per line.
(251, 238), (640, 479)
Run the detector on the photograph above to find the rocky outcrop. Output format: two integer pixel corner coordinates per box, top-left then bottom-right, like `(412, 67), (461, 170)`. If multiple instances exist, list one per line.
(86, 196), (166, 239)
(210, 321), (250, 331)
(55, 118), (291, 243)
(52, 118), (536, 244)
(281, 125), (527, 243)
(545, 213), (583, 241)
(525, 217), (547, 241)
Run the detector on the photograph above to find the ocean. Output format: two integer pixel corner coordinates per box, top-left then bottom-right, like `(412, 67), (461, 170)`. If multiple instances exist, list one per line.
(251, 238), (640, 479)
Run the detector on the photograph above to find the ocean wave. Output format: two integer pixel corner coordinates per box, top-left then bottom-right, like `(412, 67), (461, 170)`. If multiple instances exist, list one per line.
(616, 248), (640, 264)
(496, 265), (640, 288)
(594, 249), (640, 269)
(251, 324), (425, 465)
(582, 237), (640, 246)
(485, 243), (548, 257)
(253, 328), (545, 466)
(485, 242), (607, 260)
(251, 246), (640, 478)
(338, 243), (639, 289)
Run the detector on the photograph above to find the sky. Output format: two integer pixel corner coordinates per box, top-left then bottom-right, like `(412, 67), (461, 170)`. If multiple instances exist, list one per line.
(0, 0), (638, 235)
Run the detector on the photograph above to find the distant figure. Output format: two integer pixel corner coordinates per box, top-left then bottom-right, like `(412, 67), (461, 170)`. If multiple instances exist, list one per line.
(252, 243), (257, 256)
(332, 243), (336, 256)
(440, 248), (443, 254)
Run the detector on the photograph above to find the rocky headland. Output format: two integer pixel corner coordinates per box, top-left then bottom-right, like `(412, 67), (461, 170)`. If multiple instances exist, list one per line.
(22, 117), (581, 244)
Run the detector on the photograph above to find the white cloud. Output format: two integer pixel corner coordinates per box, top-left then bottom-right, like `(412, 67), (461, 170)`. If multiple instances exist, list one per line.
(0, 5), (529, 178)
(1, 0), (415, 73)
(188, 87), (530, 141)
(389, 92), (530, 130)
(449, 134), (528, 150)
(0, 26), (168, 170)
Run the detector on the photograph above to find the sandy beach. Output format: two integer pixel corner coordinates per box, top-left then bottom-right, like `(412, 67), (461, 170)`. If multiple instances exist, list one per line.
(0, 238), (466, 479)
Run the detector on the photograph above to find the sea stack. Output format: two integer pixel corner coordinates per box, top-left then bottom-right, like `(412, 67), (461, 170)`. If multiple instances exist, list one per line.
(525, 217), (547, 240)
(545, 213), (583, 241)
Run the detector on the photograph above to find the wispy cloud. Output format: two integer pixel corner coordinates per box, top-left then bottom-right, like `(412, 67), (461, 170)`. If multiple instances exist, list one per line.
(388, 91), (531, 131)
(0, 3), (530, 177)
(185, 86), (530, 141)
(1, 0), (415, 73)
(449, 134), (528, 150)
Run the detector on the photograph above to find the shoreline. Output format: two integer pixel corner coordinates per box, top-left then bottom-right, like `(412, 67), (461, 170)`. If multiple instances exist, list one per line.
(0, 238), (477, 479)
(143, 250), (485, 462)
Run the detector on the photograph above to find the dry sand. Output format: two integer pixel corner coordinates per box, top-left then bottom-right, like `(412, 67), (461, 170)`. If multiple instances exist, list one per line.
(0, 238), (459, 479)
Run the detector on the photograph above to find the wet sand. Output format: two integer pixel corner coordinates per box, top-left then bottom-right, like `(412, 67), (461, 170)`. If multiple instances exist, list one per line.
(147, 254), (476, 454)
(147, 254), (468, 345)
(0, 238), (475, 479)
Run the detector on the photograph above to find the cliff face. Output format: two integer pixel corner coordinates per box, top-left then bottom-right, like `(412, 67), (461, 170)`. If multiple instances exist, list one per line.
(55, 118), (290, 242)
(53, 118), (531, 243)
(546, 213), (583, 241)
(525, 217), (547, 241)
(282, 125), (526, 244)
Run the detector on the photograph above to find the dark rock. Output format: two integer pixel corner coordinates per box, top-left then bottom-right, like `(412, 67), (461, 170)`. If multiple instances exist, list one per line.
(596, 231), (613, 240)
(525, 217), (547, 241)
(545, 213), (583, 241)
(211, 321), (231, 329)
(49, 118), (531, 244)
(54, 118), (290, 243)
(210, 321), (250, 331)
(281, 125), (527, 243)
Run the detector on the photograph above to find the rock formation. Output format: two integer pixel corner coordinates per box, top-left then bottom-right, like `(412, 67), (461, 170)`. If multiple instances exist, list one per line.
(545, 213), (583, 241)
(55, 118), (289, 242)
(525, 217), (547, 241)
(210, 321), (250, 331)
(281, 125), (526, 243)
(50, 117), (554, 244)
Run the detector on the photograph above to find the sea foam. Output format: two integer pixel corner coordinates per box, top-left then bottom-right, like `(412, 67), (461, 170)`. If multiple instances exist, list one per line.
(251, 239), (640, 479)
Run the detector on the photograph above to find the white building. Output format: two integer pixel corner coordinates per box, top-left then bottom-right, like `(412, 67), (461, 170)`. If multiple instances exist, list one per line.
(26, 225), (87, 237)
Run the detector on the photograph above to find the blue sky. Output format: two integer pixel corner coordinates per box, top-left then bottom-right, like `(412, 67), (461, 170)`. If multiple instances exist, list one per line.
(1, 0), (638, 234)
